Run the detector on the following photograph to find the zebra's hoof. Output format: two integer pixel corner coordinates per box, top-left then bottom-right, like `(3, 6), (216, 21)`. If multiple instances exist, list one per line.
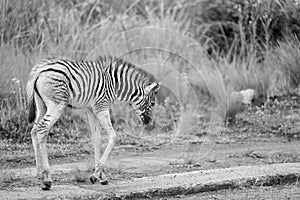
(100, 179), (108, 185)
(89, 175), (98, 184)
(99, 171), (108, 185)
(42, 181), (51, 190)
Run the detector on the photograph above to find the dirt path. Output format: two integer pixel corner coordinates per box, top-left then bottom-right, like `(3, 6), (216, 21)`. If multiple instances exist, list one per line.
(2, 163), (300, 200)
(5, 138), (300, 179)
(1, 137), (300, 199)
(165, 185), (300, 200)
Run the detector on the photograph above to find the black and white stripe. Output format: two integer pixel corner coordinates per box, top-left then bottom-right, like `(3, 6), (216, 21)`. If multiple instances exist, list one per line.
(27, 56), (158, 118)
(26, 55), (160, 189)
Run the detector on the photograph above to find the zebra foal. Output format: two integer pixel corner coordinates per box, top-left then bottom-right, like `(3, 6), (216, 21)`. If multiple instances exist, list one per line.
(26, 56), (160, 190)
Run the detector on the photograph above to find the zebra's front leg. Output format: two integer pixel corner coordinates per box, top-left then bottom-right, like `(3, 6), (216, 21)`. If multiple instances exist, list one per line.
(89, 109), (116, 185)
(87, 110), (107, 185)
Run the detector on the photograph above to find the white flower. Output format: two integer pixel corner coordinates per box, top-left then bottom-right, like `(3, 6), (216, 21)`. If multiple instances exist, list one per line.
(11, 77), (20, 84)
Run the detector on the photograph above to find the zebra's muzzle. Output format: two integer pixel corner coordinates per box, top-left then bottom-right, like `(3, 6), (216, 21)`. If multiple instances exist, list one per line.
(145, 120), (155, 131)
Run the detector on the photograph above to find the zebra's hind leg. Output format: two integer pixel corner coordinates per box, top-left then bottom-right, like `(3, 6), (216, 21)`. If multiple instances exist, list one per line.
(35, 103), (65, 190)
(89, 109), (116, 185)
(31, 93), (47, 179)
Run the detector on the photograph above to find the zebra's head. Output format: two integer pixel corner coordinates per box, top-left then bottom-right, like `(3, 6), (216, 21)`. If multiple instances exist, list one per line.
(133, 82), (160, 131)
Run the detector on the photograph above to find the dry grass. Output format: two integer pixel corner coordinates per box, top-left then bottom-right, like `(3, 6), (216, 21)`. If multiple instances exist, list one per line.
(71, 167), (88, 183)
(1, 0), (300, 145)
(0, 146), (19, 187)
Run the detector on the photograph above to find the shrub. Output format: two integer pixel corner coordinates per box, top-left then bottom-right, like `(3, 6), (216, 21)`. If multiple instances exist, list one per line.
(183, 0), (300, 56)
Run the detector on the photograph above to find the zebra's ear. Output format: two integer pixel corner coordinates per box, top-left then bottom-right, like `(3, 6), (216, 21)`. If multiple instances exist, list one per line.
(145, 82), (161, 94)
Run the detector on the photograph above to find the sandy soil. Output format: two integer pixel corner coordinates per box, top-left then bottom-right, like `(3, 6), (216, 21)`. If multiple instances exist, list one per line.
(1, 119), (300, 200)
(1, 134), (300, 199)
(161, 184), (300, 200)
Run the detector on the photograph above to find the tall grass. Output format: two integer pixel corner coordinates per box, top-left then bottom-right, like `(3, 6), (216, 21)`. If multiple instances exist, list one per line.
(274, 38), (300, 92)
(1, 0), (300, 143)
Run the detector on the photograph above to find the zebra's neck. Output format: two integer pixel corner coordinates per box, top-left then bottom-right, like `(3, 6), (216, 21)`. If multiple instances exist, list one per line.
(100, 56), (155, 104)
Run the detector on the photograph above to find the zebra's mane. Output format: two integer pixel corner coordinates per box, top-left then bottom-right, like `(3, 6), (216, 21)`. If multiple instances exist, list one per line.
(96, 55), (157, 83)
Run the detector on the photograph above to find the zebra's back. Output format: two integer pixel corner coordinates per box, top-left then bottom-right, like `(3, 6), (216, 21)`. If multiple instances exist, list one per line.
(27, 57), (110, 110)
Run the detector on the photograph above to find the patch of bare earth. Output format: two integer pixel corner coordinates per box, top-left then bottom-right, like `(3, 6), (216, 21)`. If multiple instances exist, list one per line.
(1, 133), (300, 191)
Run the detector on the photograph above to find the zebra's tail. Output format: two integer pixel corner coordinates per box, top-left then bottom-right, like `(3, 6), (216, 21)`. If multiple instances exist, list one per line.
(26, 72), (37, 123)
(27, 58), (57, 123)
(27, 62), (44, 123)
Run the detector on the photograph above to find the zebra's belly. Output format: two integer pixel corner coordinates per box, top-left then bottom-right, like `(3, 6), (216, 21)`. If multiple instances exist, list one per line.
(67, 100), (93, 109)
(68, 91), (112, 113)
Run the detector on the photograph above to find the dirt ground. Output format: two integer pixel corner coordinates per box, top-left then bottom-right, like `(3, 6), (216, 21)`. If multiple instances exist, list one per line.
(1, 132), (300, 192)
(2, 98), (300, 198)
(158, 184), (300, 200)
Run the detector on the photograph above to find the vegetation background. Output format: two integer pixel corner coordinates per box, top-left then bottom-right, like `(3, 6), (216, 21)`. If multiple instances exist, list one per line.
(1, 0), (300, 146)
